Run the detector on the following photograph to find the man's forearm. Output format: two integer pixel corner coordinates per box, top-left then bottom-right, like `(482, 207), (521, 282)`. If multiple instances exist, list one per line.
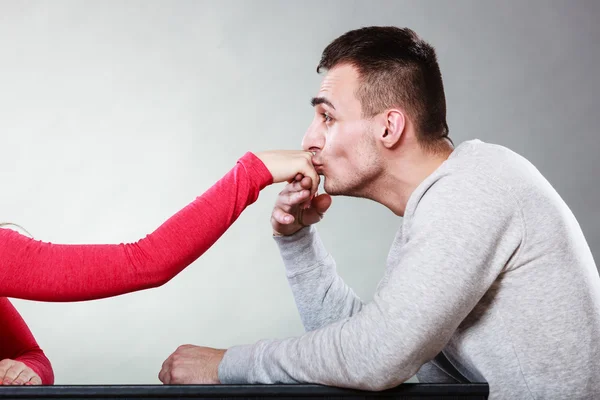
(219, 171), (522, 391)
(218, 296), (431, 390)
(275, 226), (364, 331)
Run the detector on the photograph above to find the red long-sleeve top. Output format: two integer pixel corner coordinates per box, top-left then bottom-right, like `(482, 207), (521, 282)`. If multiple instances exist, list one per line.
(0, 152), (272, 381)
(0, 297), (54, 384)
(0, 152), (272, 301)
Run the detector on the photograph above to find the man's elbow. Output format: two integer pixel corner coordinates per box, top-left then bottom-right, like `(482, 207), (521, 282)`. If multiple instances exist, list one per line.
(347, 364), (418, 392)
(350, 376), (405, 392)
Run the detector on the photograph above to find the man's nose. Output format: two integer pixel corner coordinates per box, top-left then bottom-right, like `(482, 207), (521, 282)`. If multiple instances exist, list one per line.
(301, 121), (324, 152)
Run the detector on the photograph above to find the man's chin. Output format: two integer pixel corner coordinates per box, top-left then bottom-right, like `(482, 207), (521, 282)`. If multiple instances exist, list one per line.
(323, 178), (365, 198)
(322, 180), (342, 196)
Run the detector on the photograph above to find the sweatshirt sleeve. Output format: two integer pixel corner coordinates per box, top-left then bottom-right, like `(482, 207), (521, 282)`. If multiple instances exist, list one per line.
(0, 152), (272, 302)
(0, 297), (54, 384)
(218, 173), (524, 391)
(416, 352), (469, 383)
(274, 226), (365, 332)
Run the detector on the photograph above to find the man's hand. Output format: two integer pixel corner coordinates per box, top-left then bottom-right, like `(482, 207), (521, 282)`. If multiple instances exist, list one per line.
(0, 359), (42, 385)
(255, 150), (320, 196)
(158, 345), (225, 385)
(271, 174), (332, 236)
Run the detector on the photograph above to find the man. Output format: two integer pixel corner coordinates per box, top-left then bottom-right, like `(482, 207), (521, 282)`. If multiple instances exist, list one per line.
(159, 26), (600, 400)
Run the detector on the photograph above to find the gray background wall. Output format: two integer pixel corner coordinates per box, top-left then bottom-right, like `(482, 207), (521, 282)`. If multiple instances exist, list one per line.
(1, 0), (598, 384)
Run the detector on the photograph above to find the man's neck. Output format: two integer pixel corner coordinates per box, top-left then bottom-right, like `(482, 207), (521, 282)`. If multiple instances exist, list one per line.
(372, 141), (454, 216)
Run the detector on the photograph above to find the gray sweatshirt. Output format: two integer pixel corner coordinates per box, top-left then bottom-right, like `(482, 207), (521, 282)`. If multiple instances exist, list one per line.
(219, 140), (600, 400)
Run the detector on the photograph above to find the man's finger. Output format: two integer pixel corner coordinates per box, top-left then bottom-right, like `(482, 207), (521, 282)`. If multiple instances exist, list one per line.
(298, 207), (325, 226)
(276, 187), (311, 211)
(284, 189), (310, 207)
(299, 176), (313, 189)
(296, 194), (332, 226)
(287, 173), (304, 184)
(159, 366), (170, 384)
(312, 193), (333, 214)
(272, 208), (295, 225)
(159, 356), (172, 384)
(279, 178), (311, 197)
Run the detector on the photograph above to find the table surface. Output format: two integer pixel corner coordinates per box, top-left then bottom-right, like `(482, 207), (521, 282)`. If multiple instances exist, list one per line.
(0, 383), (489, 399)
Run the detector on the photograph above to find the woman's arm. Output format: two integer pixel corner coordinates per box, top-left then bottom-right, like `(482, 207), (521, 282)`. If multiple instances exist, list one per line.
(0, 152), (276, 301)
(0, 297), (54, 385)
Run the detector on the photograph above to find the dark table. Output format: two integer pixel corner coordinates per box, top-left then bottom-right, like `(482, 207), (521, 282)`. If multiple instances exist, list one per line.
(0, 383), (488, 399)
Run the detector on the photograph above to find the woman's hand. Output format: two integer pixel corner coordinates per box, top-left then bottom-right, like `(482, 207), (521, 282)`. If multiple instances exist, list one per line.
(255, 150), (320, 196)
(0, 359), (42, 385)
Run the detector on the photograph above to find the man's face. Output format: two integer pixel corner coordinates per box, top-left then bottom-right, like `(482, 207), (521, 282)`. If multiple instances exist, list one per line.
(302, 64), (383, 197)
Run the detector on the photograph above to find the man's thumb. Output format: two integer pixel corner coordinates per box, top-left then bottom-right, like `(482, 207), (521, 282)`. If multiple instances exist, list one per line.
(312, 193), (332, 214)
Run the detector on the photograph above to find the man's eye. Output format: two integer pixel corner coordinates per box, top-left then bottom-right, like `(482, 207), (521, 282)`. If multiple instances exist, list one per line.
(322, 113), (332, 123)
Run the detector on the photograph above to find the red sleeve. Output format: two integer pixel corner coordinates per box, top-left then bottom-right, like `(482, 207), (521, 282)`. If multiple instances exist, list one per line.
(0, 297), (55, 384)
(0, 152), (273, 302)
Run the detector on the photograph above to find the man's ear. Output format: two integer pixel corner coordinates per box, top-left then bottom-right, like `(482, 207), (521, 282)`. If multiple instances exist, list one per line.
(380, 109), (405, 149)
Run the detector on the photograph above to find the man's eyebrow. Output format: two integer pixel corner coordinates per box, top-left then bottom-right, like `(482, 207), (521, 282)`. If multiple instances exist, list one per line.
(311, 97), (336, 110)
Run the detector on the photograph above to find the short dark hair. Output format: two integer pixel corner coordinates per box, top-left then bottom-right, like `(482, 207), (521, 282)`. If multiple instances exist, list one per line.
(317, 26), (450, 149)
